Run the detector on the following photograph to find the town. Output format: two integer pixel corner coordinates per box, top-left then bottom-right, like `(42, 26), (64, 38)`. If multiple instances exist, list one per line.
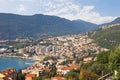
(0, 34), (108, 80)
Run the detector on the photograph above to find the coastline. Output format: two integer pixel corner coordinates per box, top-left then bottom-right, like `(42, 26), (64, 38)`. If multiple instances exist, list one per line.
(0, 55), (39, 71)
(0, 55), (39, 61)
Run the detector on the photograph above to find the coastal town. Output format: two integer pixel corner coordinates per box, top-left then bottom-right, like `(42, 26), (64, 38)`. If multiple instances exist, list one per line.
(0, 34), (108, 80)
(0, 0), (120, 79)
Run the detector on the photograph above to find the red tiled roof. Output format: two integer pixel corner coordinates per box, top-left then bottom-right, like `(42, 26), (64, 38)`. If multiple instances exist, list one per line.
(61, 67), (70, 71)
(51, 76), (64, 80)
(45, 67), (50, 72)
(70, 65), (79, 70)
(26, 74), (36, 77)
(1, 68), (16, 76)
(35, 66), (42, 69)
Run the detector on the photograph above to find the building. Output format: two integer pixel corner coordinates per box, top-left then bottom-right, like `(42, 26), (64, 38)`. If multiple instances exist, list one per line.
(51, 76), (65, 80)
(52, 46), (58, 52)
(0, 68), (17, 80)
(18, 48), (25, 54)
(0, 73), (5, 80)
(46, 45), (52, 53)
(83, 57), (93, 63)
(40, 46), (46, 54)
(25, 74), (36, 80)
(57, 66), (70, 75)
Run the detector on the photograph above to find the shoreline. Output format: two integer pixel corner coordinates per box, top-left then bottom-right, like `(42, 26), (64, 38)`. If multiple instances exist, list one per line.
(0, 55), (39, 61)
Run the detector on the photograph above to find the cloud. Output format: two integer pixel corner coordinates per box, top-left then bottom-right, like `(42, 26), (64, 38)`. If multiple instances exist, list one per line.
(0, 0), (116, 24)
(17, 4), (26, 12)
(42, 0), (115, 24)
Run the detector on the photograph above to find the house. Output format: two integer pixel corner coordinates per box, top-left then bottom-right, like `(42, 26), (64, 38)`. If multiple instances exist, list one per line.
(45, 67), (50, 72)
(25, 74), (36, 80)
(1, 68), (17, 80)
(0, 73), (12, 80)
(57, 66), (70, 75)
(51, 76), (65, 80)
(83, 57), (93, 63)
(70, 65), (79, 70)
(30, 70), (40, 77)
(0, 73), (5, 80)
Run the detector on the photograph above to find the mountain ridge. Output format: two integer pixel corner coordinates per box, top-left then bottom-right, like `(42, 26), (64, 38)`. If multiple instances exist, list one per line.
(0, 13), (98, 40)
(99, 17), (120, 27)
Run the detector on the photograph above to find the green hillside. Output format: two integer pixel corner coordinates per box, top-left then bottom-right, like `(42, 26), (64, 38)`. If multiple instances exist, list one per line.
(88, 24), (120, 49)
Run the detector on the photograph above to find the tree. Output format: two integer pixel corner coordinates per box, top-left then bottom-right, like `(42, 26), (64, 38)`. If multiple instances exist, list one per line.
(17, 69), (25, 80)
(79, 69), (99, 80)
(65, 71), (79, 80)
(48, 66), (57, 77)
(89, 62), (110, 76)
(97, 51), (110, 64)
(109, 46), (120, 79)
(33, 77), (42, 80)
(90, 51), (111, 75)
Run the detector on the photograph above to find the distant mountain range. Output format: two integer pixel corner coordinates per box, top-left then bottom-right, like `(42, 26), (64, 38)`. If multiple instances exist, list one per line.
(111, 17), (120, 24)
(0, 13), (98, 40)
(99, 17), (120, 27)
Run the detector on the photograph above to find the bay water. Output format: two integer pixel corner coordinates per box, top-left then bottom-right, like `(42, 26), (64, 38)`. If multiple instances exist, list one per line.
(0, 57), (35, 71)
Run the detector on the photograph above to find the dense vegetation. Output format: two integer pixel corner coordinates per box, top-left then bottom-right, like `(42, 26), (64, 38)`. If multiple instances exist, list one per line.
(88, 24), (120, 49)
(109, 46), (120, 79)
(0, 13), (98, 40)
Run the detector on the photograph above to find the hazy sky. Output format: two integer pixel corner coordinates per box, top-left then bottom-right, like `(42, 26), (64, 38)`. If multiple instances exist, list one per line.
(0, 0), (119, 24)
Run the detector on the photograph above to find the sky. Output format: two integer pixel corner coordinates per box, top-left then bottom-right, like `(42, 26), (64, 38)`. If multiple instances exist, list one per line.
(0, 0), (119, 24)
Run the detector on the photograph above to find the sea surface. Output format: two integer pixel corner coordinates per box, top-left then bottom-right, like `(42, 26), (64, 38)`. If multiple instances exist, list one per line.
(0, 57), (35, 71)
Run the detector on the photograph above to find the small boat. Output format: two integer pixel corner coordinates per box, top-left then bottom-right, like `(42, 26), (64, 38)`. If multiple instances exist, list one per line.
(25, 62), (33, 65)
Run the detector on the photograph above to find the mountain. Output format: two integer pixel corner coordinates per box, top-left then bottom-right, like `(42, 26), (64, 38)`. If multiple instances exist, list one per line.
(110, 17), (120, 24)
(99, 17), (120, 27)
(88, 24), (120, 49)
(72, 19), (98, 31)
(0, 13), (98, 40)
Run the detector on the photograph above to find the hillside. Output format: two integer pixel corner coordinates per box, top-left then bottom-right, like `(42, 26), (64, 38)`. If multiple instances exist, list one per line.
(88, 24), (120, 49)
(0, 13), (98, 40)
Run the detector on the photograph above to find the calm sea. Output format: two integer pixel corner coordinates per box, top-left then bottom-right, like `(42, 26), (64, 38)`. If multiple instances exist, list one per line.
(0, 57), (35, 71)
